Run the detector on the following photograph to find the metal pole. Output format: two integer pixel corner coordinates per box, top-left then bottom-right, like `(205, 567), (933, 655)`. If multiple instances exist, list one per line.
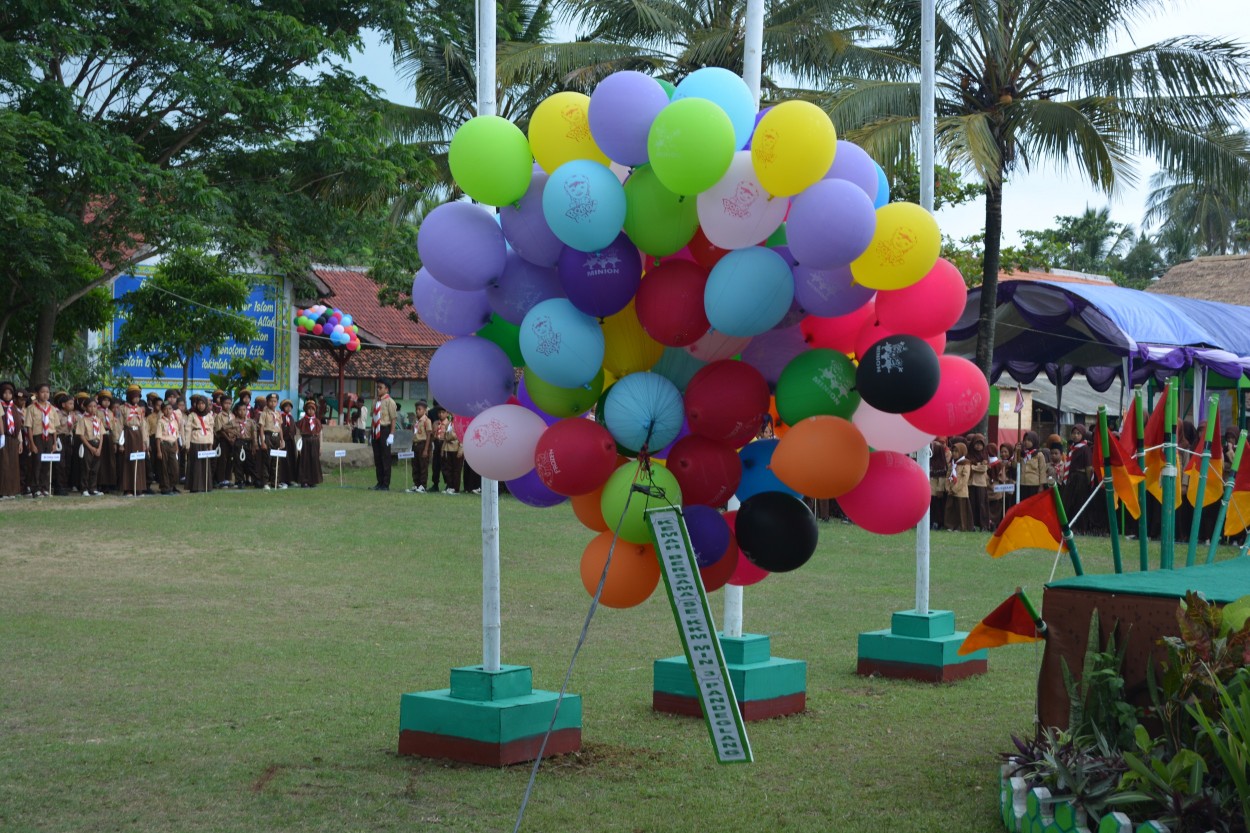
(1097, 407), (1123, 573)
(1136, 389), (1149, 571)
(1208, 430), (1246, 564)
(914, 0), (936, 613)
(723, 495), (744, 638)
(1187, 395), (1219, 566)
(1161, 382), (1178, 570)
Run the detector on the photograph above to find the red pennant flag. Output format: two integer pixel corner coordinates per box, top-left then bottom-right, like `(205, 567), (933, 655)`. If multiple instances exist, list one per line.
(958, 590), (1045, 655)
(1186, 414), (1224, 508)
(1093, 428), (1144, 518)
(1116, 398), (1144, 477)
(1144, 382), (1181, 508)
(985, 490), (1064, 558)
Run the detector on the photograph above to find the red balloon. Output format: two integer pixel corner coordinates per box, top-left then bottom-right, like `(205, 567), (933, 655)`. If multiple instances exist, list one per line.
(688, 227), (731, 270)
(684, 360), (770, 448)
(699, 529), (739, 592)
(874, 258), (967, 338)
(836, 450), (930, 534)
(903, 355), (990, 435)
(723, 510), (768, 586)
(635, 260), (711, 347)
(800, 298), (875, 354)
(312, 324), (324, 335)
(534, 419), (618, 496)
(853, 316), (947, 361)
(665, 435), (743, 506)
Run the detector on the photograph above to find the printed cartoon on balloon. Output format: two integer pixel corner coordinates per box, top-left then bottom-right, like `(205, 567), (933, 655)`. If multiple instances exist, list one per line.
(881, 226), (918, 267)
(470, 418), (508, 448)
(531, 316), (562, 356)
(565, 174), (596, 223)
(722, 180), (761, 219)
(875, 341), (908, 373)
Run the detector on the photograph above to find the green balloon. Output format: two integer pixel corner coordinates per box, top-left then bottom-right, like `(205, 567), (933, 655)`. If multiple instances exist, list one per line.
(646, 98), (735, 196)
(623, 165), (699, 256)
(766, 223), (788, 248)
(776, 349), (860, 425)
(449, 115), (533, 207)
(477, 315), (524, 367)
(600, 460), (683, 544)
(656, 78), (676, 100)
(525, 366), (605, 418)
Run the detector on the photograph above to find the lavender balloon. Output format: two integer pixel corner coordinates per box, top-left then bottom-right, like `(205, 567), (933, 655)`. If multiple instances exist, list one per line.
(500, 170), (565, 267)
(588, 71), (670, 167)
(786, 179), (877, 268)
(411, 268), (492, 336)
(683, 504), (731, 568)
(486, 250), (565, 325)
(427, 336), (516, 417)
(742, 326), (808, 388)
(515, 377), (563, 425)
(824, 140), (880, 202)
(558, 233), (643, 318)
(793, 263), (876, 317)
(505, 467), (568, 508)
(418, 202), (507, 290)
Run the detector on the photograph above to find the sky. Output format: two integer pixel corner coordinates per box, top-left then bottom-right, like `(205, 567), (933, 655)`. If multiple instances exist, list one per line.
(344, 0), (1250, 247)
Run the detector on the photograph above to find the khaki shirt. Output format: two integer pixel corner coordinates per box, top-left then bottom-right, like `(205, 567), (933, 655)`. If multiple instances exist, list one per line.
(373, 395), (398, 429)
(442, 424), (462, 454)
(75, 414), (106, 444)
(121, 403), (150, 444)
(259, 408), (282, 434)
(25, 402), (57, 440)
(56, 409), (74, 435)
(412, 414), (432, 443)
(156, 415), (181, 444)
(188, 411), (215, 444)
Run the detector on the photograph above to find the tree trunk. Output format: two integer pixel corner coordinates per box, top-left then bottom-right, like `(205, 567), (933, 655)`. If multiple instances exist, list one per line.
(975, 177), (1005, 435)
(29, 300), (58, 387)
(181, 357), (190, 403)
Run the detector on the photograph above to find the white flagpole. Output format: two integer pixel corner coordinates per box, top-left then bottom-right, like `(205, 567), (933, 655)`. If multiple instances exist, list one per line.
(914, 0), (936, 616)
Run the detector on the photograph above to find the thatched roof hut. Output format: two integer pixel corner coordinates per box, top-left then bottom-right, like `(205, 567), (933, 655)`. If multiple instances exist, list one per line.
(1149, 255), (1250, 304)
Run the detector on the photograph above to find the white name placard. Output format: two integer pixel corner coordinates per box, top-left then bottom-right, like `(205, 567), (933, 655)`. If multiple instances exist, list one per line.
(334, 449), (347, 458)
(269, 448), (287, 458)
(397, 450), (415, 460)
(40, 452), (61, 462)
(130, 451), (147, 461)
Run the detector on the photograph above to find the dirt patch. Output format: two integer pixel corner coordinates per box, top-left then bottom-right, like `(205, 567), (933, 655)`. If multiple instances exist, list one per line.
(251, 763), (282, 793)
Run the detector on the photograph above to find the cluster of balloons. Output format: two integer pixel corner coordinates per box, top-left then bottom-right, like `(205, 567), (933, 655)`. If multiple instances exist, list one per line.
(418, 68), (988, 610)
(295, 305), (360, 351)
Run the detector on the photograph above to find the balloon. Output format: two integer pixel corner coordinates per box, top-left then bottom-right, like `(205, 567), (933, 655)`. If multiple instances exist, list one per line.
(600, 461), (683, 544)
(672, 67), (757, 149)
(785, 178), (877, 268)
(855, 334), (941, 414)
(542, 160), (627, 253)
(634, 259), (710, 347)
(736, 491), (819, 572)
(793, 263), (875, 317)
(836, 450), (930, 534)
(528, 91), (610, 173)
(505, 468), (568, 508)
(904, 355), (990, 436)
(683, 504), (732, 568)
(873, 163), (890, 208)
(647, 98), (736, 196)
(522, 366), (604, 418)
(476, 315), (525, 367)
(418, 202), (507, 291)
(775, 349), (859, 425)
(850, 202), (941, 290)
(724, 510), (768, 586)
(520, 298), (605, 388)
(740, 326), (808, 388)
(704, 247), (795, 337)
(601, 300), (664, 377)
(750, 101), (836, 197)
(852, 401), (934, 454)
(651, 347), (706, 393)
(700, 528), (740, 591)
(665, 435), (742, 506)
(588, 71), (671, 166)
(853, 316), (946, 362)
(572, 484), (609, 532)
(623, 164), (699, 256)
(411, 268), (492, 336)
(684, 360), (770, 448)
(685, 329), (751, 362)
(604, 372), (685, 453)
(874, 258), (967, 338)
(800, 301), (876, 354)
(514, 379), (563, 425)
(534, 418), (619, 496)
(448, 115), (533, 206)
(771, 415), (870, 498)
(558, 233), (642, 318)
(657, 78), (676, 99)
(487, 250), (564, 325)
(427, 336), (516, 417)
(688, 226), (731, 269)
(824, 140), (879, 201)
(580, 531), (660, 608)
(462, 404), (548, 481)
(696, 151), (789, 250)
(500, 171), (565, 267)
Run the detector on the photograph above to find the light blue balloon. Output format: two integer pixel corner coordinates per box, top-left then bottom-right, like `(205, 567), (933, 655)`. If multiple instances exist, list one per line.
(519, 298), (605, 388)
(704, 247), (795, 337)
(873, 162), (890, 209)
(673, 67), (758, 150)
(541, 160), (627, 253)
(651, 347), (706, 393)
(603, 372), (685, 453)
(736, 439), (802, 501)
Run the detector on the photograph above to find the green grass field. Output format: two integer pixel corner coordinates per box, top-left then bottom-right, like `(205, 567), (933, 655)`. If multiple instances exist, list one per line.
(1, 472), (1142, 832)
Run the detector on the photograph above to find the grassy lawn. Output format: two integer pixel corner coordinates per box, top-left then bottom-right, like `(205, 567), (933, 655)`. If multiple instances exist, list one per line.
(0, 473), (1145, 832)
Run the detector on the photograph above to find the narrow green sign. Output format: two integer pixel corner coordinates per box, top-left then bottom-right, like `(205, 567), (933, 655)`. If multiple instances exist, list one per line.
(646, 506), (752, 764)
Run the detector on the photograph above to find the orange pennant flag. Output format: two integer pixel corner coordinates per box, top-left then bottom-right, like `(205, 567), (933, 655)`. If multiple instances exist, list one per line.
(1225, 443), (1250, 537)
(1116, 398), (1145, 477)
(1186, 414), (1224, 508)
(986, 490), (1064, 558)
(1093, 428), (1144, 518)
(958, 590), (1045, 655)
(1144, 382), (1181, 508)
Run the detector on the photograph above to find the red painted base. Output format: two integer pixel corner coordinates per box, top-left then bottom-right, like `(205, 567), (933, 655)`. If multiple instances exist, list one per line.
(855, 657), (987, 683)
(652, 691), (806, 721)
(397, 728), (582, 767)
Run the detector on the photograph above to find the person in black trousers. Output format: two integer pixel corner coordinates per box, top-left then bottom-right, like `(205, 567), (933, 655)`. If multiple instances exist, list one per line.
(371, 378), (398, 490)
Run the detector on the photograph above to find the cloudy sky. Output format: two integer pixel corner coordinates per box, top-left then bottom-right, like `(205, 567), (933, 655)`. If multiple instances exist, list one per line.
(346, 0), (1250, 246)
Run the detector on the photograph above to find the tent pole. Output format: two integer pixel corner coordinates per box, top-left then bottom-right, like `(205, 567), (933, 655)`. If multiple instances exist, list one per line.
(1097, 406), (1122, 573)
(1161, 382), (1178, 570)
(1187, 395), (1219, 566)
(1136, 389), (1149, 571)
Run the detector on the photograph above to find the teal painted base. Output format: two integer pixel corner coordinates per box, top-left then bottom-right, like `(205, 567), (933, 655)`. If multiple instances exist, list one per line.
(856, 610), (988, 683)
(398, 664), (582, 766)
(653, 633), (807, 720)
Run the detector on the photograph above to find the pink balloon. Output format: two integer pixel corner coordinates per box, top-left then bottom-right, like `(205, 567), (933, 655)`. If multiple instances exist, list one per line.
(685, 329), (751, 362)
(836, 451), (930, 534)
(799, 299), (876, 354)
(874, 259), (967, 338)
(903, 355), (990, 435)
(854, 316), (946, 361)
(723, 510), (768, 587)
(851, 401), (934, 454)
(462, 404), (548, 481)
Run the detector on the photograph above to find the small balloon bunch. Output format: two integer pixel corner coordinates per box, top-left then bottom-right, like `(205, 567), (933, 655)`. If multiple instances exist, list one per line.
(416, 68), (988, 609)
(295, 305), (360, 351)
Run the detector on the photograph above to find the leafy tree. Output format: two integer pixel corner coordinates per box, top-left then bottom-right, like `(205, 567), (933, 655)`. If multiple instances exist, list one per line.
(208, 357), (273, 402)
(1019, 207), (1133, 275)
(1145, 132), (1250, 258)
(891, 162), (986, 210)
(1116, 233), (1165, 289)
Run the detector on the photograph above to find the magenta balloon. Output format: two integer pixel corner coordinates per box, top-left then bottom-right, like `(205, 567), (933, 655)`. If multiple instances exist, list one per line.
(411, 267), (492, 336)
(500, 171), (565, 267)
(793, 263), (876, 317)
(904, 355), (991, 436)
(836, 450), (930, 534)
(741, 326), (807, 387)
(418, 202), (507, 290)
(589, 71), (671, 167)
(427, 336), (516, 417)
(558, 233), (643, 318)
(487, 250), (565, 325)
(824, 140), (880, 202)
(874, 258), (968, 338)
(505, 467), (569, 508)
(786, 179), (877, 269)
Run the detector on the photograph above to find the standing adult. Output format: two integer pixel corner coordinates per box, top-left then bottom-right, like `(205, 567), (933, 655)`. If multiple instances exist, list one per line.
(0, 381), (24, 499)
(370, 378), (398, 491)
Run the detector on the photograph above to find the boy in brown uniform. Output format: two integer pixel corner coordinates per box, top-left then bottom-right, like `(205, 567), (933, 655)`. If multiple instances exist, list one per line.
(406, 400), (433, 493)
(230, 401), (256, 488)
(0, 381), (23, 499)
(186, 394), (216, 493)
(118, 386), (150, 496)
(53, 393), (74, 496)
(96, 391), (117, 492)
(155, 401), (181, 494)
(257, 393), (285, 489)
(74, 398), (106, 496)
(370, 378), (398, 491)
(215, 398), (240, 487)
(24, 384), (57, 497)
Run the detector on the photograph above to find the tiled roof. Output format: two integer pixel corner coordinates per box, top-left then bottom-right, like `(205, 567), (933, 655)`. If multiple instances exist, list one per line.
(301, 347), (436, 380)
(310, 267), (450, 348)
(997, 267), (1113, 286)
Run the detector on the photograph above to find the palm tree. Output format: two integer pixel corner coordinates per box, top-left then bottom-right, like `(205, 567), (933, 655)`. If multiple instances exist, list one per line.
(1145, 131), (1250, 257)
(826, 0), (1250, 410)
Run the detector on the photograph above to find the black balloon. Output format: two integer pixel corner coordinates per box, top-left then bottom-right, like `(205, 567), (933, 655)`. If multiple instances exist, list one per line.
(854, 334), (940, 414)
(736, 491), (819, 573)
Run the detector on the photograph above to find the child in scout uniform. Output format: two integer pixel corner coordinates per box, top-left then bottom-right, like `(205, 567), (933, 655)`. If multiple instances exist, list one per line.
(118, 386), (150, 496)
(95, 391), (117, 492)
(370, 378), (398, 491)
(14, 387), (30, 496)
(0, 381), (24, 499)
(441, 412), (464, 495)
(215, 397), (239, 487)
(258, 393), (285, 489)
(155, 401), (182, 494)
(74, 397), (106, 496)
(296, 400), (324, 488)
(186, 394), (216, 493)
(279, 399), (298, 487)
(53, 392), (74, 496)
(145, 393), (162, 491)
(406, 400), (433, 493)
(230, 401), (257, 488)
(69, 391), (90, 491)
(25, 384), (59, 497)
(1016, 430), (1048, 499)
(429, 408), (447, 492)
(945, 441), (973, 532)
(927, 437), (949, 530)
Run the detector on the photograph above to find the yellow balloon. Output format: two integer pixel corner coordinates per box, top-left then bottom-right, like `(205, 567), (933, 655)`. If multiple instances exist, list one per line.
(749, 101), (836, 197)
(601, 300), (663, 377)
(849, 202), (942, 290)
(528, 92), (611, 173)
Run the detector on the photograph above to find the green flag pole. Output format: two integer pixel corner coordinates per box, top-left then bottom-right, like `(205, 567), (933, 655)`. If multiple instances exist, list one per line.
(1186, 396), (1220, 567)
(1161, 382), (1178, 570)
(1051, 483), (1084, 576)
(1136, 389), (1149, 572)
(1208, 430), (1247, 565)
(1097, 406), (1123, 574)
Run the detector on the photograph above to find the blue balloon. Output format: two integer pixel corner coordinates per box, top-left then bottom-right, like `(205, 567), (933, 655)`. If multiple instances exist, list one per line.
(873, 162), (890, 209)
(736, 439), (802, 501)
(673, 67), (758, 150)
(541, 160), (627, 253)
(519, 298), (605, 388)
(651, 347), (706, 393)
(704, 247), (795, 337)
(603, 372), (685, 453)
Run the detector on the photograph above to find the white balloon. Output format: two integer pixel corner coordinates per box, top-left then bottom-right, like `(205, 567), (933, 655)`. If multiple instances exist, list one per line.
(462, 404), (548, 481)
(852, 401), (934, 454)
(696, 151), (789, 249)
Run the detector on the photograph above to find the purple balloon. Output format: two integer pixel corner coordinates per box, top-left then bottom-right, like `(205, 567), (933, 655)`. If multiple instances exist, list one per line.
(418, 202), (508, 290)
(744, 106), (773, 151)
(741, 326), (808, 388)
(558, 233), (643, 318)
(487, 250), (565, 325)
(505, 467), (568, 508)
(514, 378), (564, 425)
(793, 263), (876, 317)
(427, 336), (516, 417)
(787, 179), (877, 269)
(824, 140), (880, 202)
(500, 171), (565, 267)
(411, 268), (492, 336)
(683, 504), (731, 567)
(588, 71), (670, 167)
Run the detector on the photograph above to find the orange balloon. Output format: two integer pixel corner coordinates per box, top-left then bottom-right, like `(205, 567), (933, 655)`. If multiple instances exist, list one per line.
(571, 486), (608, 532)
(579, 531), (661, 608)
(770, 415), (869, 498)
(767, 396), (790, 438)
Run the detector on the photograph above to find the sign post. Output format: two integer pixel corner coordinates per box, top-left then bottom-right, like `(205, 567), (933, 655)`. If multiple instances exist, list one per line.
(334, 448), (346, 486)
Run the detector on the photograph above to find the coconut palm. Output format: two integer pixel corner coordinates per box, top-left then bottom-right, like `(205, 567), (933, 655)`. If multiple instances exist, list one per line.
(1145, 131), (1250, 257)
